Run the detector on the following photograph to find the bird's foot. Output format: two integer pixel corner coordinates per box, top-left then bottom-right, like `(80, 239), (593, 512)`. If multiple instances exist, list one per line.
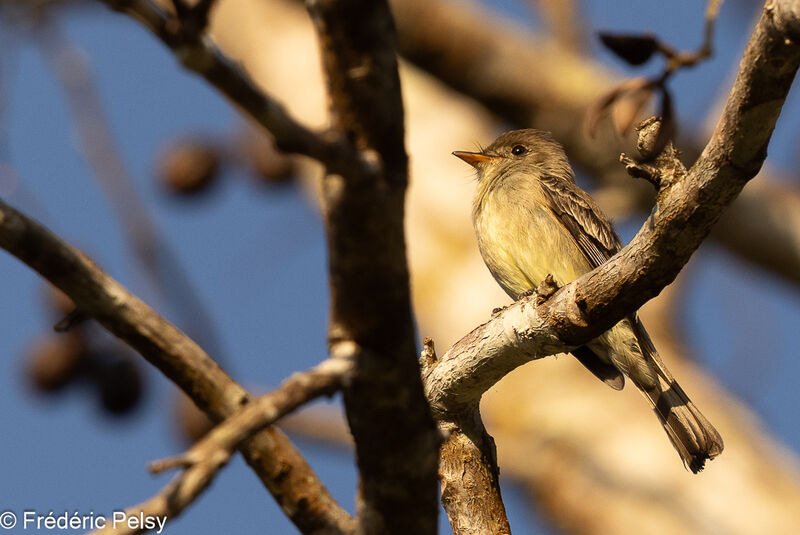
(534, 274), (560, 305)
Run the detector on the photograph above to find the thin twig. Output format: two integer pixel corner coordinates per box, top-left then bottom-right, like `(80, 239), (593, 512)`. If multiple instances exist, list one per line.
(157, 357), (351, 476)
(150, 355), (352, 478)
(656, 0), (722, 80)
(590, 0), (723, 153)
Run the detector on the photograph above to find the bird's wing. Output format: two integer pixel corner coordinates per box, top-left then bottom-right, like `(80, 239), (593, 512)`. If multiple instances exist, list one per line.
(539, 174), (623, 268)
(538, 174), (627, 391)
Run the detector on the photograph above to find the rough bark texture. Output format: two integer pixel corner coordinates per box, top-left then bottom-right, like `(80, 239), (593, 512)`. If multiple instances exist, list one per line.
(307, 0), (440, 533)
(425, 304), (563, 416)
(419, 338), (514, 533)
(438, 411), (511, 535)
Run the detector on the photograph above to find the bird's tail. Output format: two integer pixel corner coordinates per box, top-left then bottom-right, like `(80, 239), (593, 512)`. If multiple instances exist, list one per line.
(643, 377), (724, 473)
(634, 320), (724, 473)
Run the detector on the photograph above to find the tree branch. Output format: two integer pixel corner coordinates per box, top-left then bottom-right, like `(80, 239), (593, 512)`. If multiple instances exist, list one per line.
(88, 356), (352, 535)
(420, 339), (511, 534)
(150, 355), (352, 476)
(439, 414), (510, 535)
(0, 198), (354, 535)
(306, 0), (440, 532)
(555, 1), (800, 342)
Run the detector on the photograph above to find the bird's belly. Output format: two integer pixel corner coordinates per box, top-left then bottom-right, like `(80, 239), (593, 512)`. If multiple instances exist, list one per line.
(475, 203), (592, 298)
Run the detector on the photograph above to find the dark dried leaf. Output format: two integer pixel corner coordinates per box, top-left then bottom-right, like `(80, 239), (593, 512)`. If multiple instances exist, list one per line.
(599, 32), (659, 66)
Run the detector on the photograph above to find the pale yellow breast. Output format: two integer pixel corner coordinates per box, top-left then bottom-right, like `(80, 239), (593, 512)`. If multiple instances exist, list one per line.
(473, 181), (592, 298)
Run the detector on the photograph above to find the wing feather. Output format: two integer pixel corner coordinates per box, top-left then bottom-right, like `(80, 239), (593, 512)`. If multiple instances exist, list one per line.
(538, 174), (622, 268)
(538, 174), (628, 389)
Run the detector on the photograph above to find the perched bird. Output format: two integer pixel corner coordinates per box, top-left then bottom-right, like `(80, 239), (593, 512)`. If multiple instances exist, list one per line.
(454, 128), (723, 472)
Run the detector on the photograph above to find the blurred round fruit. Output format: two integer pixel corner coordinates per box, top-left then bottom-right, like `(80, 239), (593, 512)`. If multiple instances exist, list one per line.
(26, 333), (87, 392)
(157, 140), (221, 194)
(97, 357), (143, 415)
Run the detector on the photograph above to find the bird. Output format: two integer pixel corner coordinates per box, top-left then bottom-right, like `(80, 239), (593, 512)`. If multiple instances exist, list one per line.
(453, 128), (723, 472)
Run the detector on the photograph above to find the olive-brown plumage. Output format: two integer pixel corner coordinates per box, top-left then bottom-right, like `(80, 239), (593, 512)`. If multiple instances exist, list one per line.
(454, 129), (723, 472)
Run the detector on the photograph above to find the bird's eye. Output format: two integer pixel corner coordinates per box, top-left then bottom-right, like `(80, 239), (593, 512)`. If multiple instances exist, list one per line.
(511, 145), (527, 156)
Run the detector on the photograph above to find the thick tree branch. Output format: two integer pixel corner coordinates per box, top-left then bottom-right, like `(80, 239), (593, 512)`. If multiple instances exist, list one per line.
(420, 339), (511, 535)
(439, 414), (510, 535)
(306, 0), (439, 532)
(425, 298), (562, 415)
(0, 198), (354, 535)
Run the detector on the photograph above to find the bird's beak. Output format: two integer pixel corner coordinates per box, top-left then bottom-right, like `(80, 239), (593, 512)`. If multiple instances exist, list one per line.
(452, 151), (495, 169)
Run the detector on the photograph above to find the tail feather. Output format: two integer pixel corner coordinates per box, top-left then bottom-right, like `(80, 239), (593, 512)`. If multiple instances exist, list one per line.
(645, 379), (724, 473)
(633, 317), (724, 472)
